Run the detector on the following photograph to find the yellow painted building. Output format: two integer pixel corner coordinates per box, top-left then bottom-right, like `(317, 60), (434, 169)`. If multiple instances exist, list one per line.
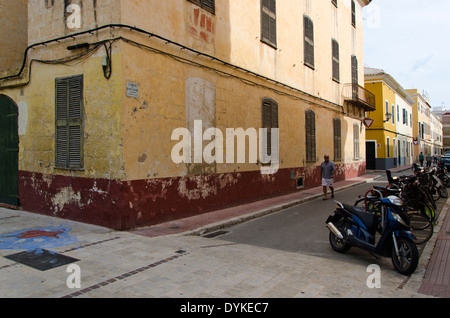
(0, 0), (373, 230)
(364, 67), (414, 170)
(407, 89), (434, 158)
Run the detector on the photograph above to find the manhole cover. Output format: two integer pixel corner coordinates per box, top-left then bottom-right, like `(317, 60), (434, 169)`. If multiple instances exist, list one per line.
(4, 249), (79, 271)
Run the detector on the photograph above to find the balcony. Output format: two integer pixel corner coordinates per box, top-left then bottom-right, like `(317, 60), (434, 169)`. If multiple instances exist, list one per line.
(343, 83), (376, 112)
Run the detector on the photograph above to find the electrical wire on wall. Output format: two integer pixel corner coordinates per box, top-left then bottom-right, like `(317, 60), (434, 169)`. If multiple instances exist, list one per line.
(0, 24), (344, 115)
(101, 41), (113, 80)
(0, 38), (116, 89)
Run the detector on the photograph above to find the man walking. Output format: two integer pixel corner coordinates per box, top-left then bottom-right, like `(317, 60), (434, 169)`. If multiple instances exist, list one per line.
(321, 155), (335, 200)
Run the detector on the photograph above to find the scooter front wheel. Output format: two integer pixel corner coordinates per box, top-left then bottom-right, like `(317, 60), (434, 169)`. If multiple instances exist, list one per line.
(391, 237), (419, 276)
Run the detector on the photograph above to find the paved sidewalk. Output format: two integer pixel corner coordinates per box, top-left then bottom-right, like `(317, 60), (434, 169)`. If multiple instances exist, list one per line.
(0, 168), (447, 299)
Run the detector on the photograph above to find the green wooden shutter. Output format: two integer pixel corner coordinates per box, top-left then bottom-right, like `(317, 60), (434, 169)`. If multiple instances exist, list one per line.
(261, 0), (277, 48)
(304, 16), (314, 68)
(202, 0), (215, 14)
(262, 99), (278, 157)
(332, 39), (340, 82)
(351, 0), (356, 27)
(188, 0), (215, 14)
(55, 75), (83, 169)
(306, 110), (316, 162)
(333, 118), (341, 161)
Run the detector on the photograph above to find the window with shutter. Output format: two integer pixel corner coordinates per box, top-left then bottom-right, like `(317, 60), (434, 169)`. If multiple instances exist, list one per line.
(55, 75), (84, 170)
(261, 0), (277, 48)
(305, 110), (316, 162)
(351, 55), (358, 84)
(304, 15), (314, 69)
(353, 123), (360, 160)
(188, 0), (215, 14)
(351, 0), (356, 27)
(332, 39), (340, 82)
(333, 118), (342, 161)
(262, 98), (279, 157)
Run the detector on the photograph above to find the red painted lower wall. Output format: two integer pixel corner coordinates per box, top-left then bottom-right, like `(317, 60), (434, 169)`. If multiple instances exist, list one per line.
(18, 162), (365, 230)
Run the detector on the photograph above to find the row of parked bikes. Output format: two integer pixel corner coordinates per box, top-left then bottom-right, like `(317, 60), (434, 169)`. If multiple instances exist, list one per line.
(325, 163), (448, 276)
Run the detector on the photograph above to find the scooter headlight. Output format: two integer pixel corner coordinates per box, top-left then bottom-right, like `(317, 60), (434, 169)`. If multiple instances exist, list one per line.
(387, 195), (403, 206)
(392, 212), (409, 227)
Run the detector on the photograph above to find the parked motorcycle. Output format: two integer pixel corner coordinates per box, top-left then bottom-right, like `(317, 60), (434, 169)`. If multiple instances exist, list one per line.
(325, 193), (419, 276)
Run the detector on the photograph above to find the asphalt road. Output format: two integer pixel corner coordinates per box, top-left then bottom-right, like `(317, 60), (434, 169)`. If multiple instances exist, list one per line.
(214, 170), (438, 264)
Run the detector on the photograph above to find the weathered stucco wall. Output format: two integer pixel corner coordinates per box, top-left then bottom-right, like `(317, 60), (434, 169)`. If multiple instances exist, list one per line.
(0, 0), (368, 230)
(0, 0), (28, 73)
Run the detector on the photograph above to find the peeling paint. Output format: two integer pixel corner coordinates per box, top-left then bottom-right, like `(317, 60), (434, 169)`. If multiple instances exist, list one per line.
(51, 187), (83, 215)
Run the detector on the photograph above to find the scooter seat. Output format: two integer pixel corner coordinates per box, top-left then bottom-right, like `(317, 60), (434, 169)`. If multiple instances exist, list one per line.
(342, 203), (379, 232)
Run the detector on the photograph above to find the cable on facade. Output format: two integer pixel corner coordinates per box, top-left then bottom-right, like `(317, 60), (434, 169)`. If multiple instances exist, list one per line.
(0, 24), (343, 114)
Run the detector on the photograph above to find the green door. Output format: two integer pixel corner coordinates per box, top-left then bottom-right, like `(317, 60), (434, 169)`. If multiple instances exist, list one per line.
(0, 95), (19, 206)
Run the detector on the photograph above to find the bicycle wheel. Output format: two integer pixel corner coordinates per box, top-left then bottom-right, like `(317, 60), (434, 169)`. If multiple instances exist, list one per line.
(405, 199), (435, 222)
(354, 198), (381, 215)
(407, 212), (434, 245)
(423, 187), (437, 209)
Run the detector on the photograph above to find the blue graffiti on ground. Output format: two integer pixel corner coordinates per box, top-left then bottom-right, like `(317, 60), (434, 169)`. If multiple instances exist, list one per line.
(0, 226), (78, 250)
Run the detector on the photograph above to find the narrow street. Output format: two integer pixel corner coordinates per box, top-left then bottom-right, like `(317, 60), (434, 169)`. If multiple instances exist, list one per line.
(213, 170), (444, 266)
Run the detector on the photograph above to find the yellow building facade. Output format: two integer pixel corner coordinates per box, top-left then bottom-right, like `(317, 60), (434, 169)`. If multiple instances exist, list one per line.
(364, 68), (414, 170)
(0, 0), (373, 230)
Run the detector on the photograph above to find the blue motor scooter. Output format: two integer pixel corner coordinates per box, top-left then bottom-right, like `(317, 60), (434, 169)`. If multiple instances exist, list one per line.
(325, 192), (419, 276)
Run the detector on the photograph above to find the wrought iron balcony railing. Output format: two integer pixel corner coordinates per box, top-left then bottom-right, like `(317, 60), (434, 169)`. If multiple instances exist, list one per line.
(343, 83), (376, 112)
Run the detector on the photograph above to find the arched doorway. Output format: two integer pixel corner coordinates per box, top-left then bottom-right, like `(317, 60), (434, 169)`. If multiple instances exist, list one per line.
(0, 95), (19, 206)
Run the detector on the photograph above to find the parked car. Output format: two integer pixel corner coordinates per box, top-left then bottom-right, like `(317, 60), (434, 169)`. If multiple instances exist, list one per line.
(439, 156), (450, 170)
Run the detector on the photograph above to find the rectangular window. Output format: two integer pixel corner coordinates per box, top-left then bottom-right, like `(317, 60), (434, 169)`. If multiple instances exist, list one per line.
(353, 123), (360, 160)
(305, 110), (316, 162)
(262, 98), (278, 157)
(333, 118), (342, 161)
(332, 39), (340, 82)
(304, 15), (314, 69)
(55, 75), (84, 170)
(188, 0), (215, 14)
(387, 137), (390, 158)
(351, 0), (356, 27)
(261, 0), (277, 48)
(351, 55), (358, 84)
(392, 105), (395, 124)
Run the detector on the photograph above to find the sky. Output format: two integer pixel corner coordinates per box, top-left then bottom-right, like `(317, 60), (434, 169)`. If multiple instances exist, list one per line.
(362, 0), (450, 109)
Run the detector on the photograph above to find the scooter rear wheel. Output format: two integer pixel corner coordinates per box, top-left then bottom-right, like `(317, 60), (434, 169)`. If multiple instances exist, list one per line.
(391, 237), (419, 276)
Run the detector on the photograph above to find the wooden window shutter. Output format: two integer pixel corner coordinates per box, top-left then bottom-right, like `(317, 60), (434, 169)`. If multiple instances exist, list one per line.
(187, 0), (215, 14)
(353, 123), (360, 160)
(333, 118), (341, 161)
(55, 75), (83, 169)
(261, 0), (277, 48)
(262, 98), (278, 156)
(304, 16), (314, 69)
(332, 39), (340, 82)
(351, 55), (358, 84)
(351, 0), (356, 27)
(202, 0), (215, 14)
(305, 110), (316, 162)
